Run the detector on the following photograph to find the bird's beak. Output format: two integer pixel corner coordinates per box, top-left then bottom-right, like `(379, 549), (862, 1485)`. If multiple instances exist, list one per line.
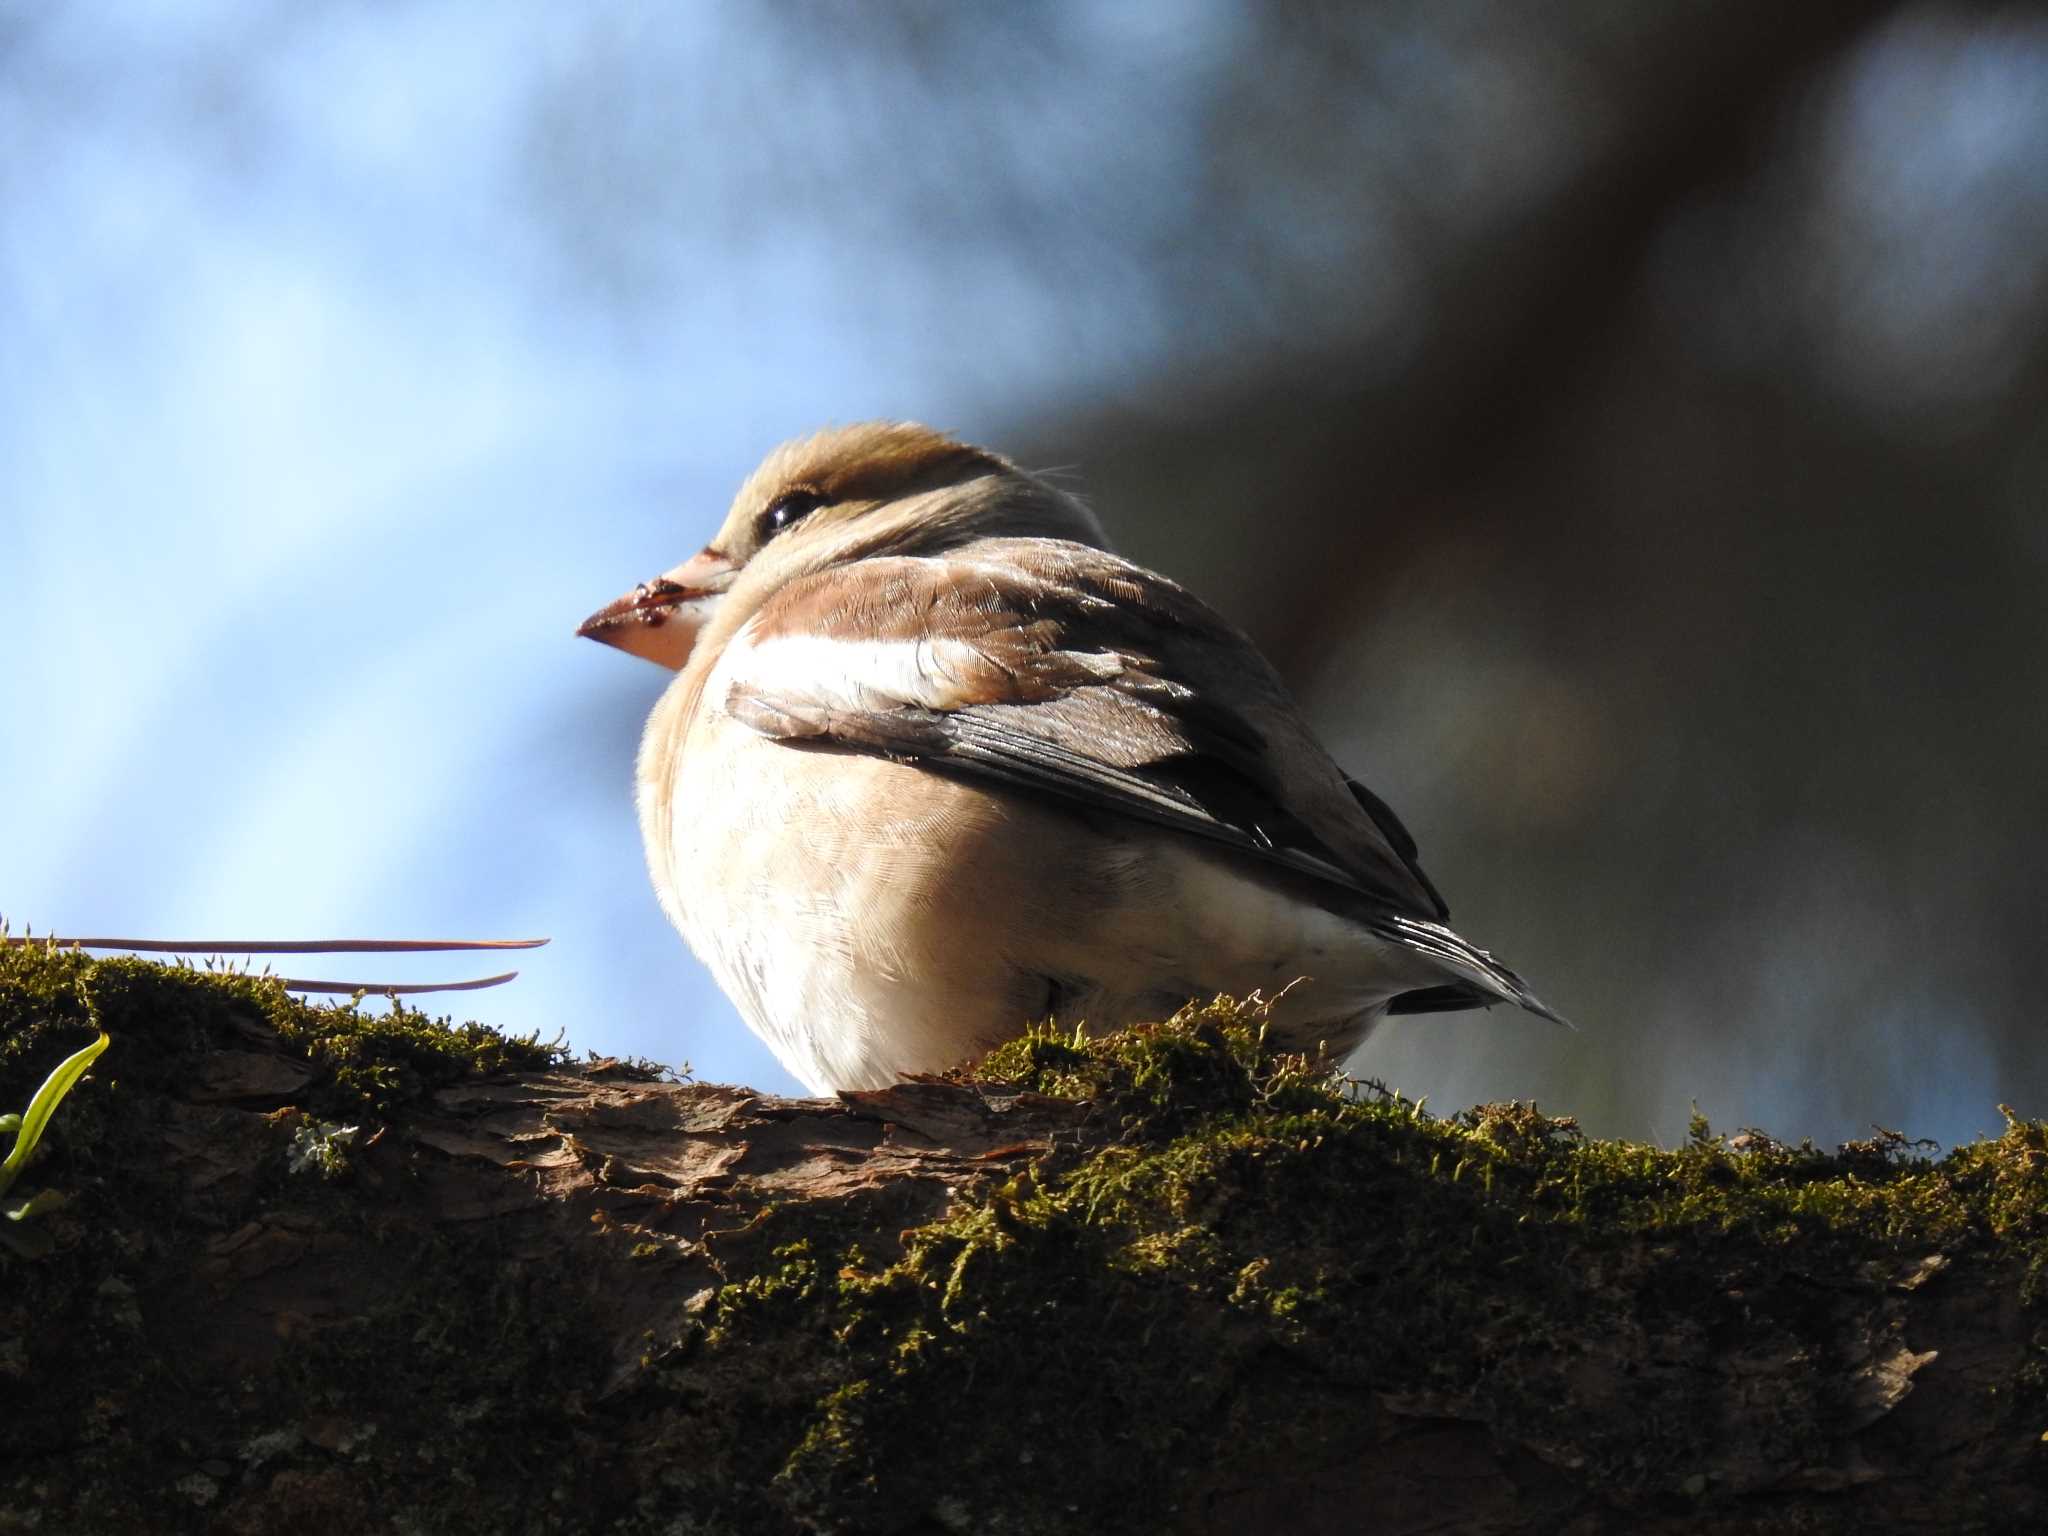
(577, 547), (739, 671)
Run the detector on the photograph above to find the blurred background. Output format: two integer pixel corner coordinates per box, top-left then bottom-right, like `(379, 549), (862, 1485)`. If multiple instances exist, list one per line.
(4, 1), (2044, 1148)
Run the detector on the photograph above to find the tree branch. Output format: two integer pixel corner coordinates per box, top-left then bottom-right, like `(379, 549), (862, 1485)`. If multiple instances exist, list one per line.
(3, 950), (2042, 1535)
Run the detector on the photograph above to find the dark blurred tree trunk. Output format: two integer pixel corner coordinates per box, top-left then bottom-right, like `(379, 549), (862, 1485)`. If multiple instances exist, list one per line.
(1046, 0), (1905, 677)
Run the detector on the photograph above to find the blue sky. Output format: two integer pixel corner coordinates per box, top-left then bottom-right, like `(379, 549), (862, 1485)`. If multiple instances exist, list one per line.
(0, 2), (1272, 1095)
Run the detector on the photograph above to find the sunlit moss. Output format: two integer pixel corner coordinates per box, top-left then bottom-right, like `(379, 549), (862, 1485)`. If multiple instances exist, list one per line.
(701, 998), (2048, 1529)
(0, 940), (562, 1124)
(3, 949), (2044, 1534)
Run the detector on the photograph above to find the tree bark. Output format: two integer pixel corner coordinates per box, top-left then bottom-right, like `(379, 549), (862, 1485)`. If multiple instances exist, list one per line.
(2, 954), (2044, 1534)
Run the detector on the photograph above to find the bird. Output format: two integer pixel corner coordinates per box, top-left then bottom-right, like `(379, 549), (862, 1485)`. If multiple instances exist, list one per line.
(579, 422), (1564, 1093)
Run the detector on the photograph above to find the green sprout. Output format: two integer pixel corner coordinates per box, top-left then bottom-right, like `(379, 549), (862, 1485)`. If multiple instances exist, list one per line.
(0, 1029), (110, 1259)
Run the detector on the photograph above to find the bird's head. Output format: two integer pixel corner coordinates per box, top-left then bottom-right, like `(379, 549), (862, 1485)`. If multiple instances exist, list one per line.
(577, 421), (1106, 670)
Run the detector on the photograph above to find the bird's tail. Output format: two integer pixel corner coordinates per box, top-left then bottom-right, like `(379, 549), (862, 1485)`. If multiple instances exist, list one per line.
(1375, 914), (1572, 1028)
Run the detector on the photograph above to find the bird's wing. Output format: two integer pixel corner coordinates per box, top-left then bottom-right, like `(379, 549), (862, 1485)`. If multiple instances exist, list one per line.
(714, 538), (1449, 920)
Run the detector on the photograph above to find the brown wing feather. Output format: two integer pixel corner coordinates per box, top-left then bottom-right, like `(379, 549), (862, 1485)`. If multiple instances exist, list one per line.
(724, 539), (1447, 919)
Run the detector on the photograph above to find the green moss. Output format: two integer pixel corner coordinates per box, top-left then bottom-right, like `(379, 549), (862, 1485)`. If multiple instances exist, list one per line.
(0, 937), (563, 1125)
(5, 948), (2047, 1535)
(0, 940), (572, 1533)
(673, 998), (2048, 1530)
(269, 994), (562, 1118)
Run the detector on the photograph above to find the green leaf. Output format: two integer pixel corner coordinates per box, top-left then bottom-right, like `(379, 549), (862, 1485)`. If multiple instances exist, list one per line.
(0, 1030), (109, 1199)
(0, 1115), (18, 1134)
(3, 1188), (68, 1221)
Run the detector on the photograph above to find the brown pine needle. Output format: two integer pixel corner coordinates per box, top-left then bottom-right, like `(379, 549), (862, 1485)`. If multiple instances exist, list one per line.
(279, 971), (523, 995)
(0, 932), (547, 997)
(1, 937), (548, 954)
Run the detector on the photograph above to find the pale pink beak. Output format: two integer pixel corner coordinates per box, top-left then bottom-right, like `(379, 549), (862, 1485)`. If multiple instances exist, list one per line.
(577, 547), (739, 671)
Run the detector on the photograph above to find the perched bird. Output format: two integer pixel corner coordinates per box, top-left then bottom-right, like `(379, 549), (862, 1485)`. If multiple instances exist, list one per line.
(580, 423), (1563, 1092)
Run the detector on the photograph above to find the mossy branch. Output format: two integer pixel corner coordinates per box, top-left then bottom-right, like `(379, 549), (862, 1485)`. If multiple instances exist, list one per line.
(2, 944), (2044, 1535)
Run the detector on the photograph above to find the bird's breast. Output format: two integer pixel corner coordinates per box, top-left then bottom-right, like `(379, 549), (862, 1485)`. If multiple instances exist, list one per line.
(643, 706), (1436, 1092)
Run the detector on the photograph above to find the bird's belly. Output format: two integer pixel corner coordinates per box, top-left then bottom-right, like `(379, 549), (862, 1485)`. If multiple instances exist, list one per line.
(656, 721), (1434, 1092)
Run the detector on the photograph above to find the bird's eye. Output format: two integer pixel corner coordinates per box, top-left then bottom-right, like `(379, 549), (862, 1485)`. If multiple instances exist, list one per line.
(760, 488), (826, 539)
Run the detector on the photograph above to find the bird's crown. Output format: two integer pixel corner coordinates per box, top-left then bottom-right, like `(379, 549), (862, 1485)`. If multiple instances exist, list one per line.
(710, 421), (1107, 567)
